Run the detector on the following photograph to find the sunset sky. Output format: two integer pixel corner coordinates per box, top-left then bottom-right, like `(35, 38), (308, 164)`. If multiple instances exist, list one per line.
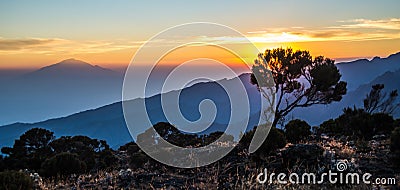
(1, 0), (400, 69)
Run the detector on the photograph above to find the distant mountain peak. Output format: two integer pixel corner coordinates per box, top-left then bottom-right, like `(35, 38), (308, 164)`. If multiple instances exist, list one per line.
(22, 58), (119, 79)
(55, 58), (93, 67)
(60, 58), (85, 62)
(37, 58), (115, 72)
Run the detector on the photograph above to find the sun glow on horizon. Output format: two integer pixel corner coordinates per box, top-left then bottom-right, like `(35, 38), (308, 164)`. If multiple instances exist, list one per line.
(1, 17), (400, 69)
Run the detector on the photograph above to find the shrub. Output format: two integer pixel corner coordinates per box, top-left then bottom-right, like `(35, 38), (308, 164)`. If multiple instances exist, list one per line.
(129, 151), (150, 168)
(97, 149), (117, 169)
(41, 152), (86, 177)
(355, 139), (371, 153)
(319, 119), (341, 136)
(50, 135), (114, 170)
(0, 171), (33, 190)
(285, 119), (311, 143)
(243, 125), (287, 159)
(0, 156), (4, 172)
(390, 127), (400, 166)
(1, 128), (54, 171)
(119, 142), (140, 153)
(325, 107), (395, 140)
(371, 113), (395, 134)
(390, 127), (400, 154)
(282, 144), (324, 171)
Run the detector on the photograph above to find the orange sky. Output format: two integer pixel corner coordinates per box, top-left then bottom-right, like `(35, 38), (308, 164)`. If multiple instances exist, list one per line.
(1, 1), (400, 69)
(1, 37), (400, 70)
(2, 38), (400, 70)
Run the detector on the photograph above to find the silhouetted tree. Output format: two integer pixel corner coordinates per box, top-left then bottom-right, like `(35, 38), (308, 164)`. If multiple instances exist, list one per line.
(41, 152), (87, 178)
(364, 84), (399, 114)
(138, 122), (205, 148)
(251, 48), (347, 127)
(284, 119), (311, 143)
(1, 128), (55, 170)
(1, 128), (115, 172)
(319, 119), (341, 136)
(50, 135), (114, 170)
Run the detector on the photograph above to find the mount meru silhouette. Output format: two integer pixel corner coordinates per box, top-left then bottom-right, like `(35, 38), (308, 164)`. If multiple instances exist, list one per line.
(0, 59), (123, 125)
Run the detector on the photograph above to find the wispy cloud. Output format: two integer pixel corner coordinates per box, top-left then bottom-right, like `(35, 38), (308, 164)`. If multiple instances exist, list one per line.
(197, 32), (310, 44)
(0, 38), (65, 51)
(333, 18), (400, 30)
(242, 18), (400, 43)
(1, 18), (399, 55)
(290, 29), (400, 42)
(0, 37), (143, 55)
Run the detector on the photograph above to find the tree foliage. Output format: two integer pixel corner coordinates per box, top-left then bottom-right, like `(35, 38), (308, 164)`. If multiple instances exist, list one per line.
(119, 142), (140, 153)
(50, 135), (112, 170)
(137, 122), (234, 148)
(1, 128), (115, 176)
(129, 151), (150, 168)
(364, 84), (399, 114)
(1, 128), (54, 170)
(282, 144), (324, 171)
(240, 125), (286, 159)
(319, 119), (340, 136)
(284, 119), (311, 143)
(251, 48), (347, 127)
(319, 107), (395, 140)
(41, 152), (87, 178)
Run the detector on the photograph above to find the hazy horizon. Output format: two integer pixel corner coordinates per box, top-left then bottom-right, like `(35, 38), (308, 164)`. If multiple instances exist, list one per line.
(0, 53), (393, 72)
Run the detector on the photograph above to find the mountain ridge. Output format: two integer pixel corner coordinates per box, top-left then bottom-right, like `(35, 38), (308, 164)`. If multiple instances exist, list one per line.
(0, 73), (261, 149)
(336, 52), (400, 90)
(1, 53), (400, 148)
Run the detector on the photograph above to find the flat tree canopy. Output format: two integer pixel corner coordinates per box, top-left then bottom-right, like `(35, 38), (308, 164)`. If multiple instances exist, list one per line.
(251, 47), (347, 127)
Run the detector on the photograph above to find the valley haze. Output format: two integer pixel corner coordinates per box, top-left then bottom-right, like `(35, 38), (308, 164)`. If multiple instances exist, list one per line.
(0, 52), (399, 149)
